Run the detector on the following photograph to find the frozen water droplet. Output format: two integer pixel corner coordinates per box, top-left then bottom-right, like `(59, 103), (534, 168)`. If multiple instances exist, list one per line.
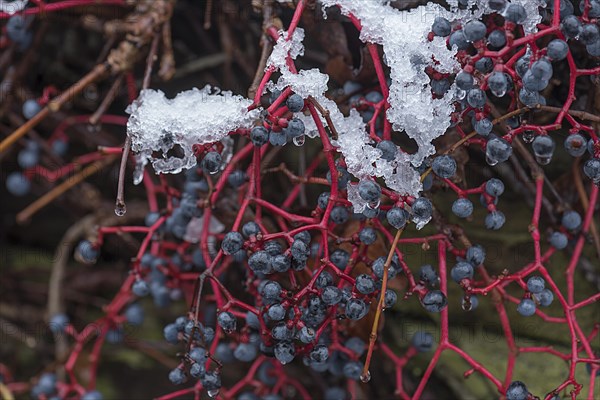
(293, 134), (305, 146)
(207, 389), (220, 398)
(360, 371), (371, 383)
(455, 88), (467, 100)
(413, 216), (431, 230)
(279, 359), (288, 365)
(209, 168), (219, 175)
(224, 328), (233, 335)
(133, 163), (144, 185)
(522, 131), (535, 143)
(115, 202), (126, 216)
(220, 136), (234, 165)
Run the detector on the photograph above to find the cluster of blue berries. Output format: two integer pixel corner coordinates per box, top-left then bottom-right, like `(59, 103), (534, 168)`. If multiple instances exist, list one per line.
(429, 0), (600, 182)
(251, 92), (306, 147)
(517, 275), (554, 316)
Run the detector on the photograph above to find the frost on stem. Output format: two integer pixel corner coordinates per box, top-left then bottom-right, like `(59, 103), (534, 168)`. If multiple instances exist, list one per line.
(125, 86), (259, 174)
(267, 27), (424, 202)
(0, 0), (29, 14)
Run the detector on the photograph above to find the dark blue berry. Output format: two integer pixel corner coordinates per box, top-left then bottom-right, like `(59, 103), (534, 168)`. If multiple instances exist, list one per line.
(451, 261), (474, 282)
(421, 290), (448, 312)
(354, 274), (375, 294)
(485, 211), (506, 230)
(222, 232), (244, 255)
(452, 198), (473, 218)
(248, 251), (271, 274)
(358, 227), (377, 244)
(329, 206), (349, 224)
(286, 94), (304, 112)
(432, 155), (457, 178)
(517, 298), (536, 316)
(466, 245), (486, 266)
(358, 180), (381, 203)
(217, 311), (237, 332)
(506, 381), (528, 400)
(526, 276), (545, 294)
(376, 140), (397, 161)
(412, 331), (434, 352)
(250, 126), (269, 146)
(561, 210), (581, 230)
(345, 298), (368, 320)
(49, 313), (69, 333)
(485, 178), (505, 196)
(202, 151), (222, 174)
(77, 240), (99, 263)
(432, 17), (451, 37)
(387, 207), (407, 229)
(274, 341), (295, 364)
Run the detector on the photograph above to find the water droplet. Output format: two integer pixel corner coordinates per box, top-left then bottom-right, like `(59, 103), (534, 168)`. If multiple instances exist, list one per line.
(223, 328), (233, 335)
(534, 154), (552, 165)
(455, 88), (467, 100)
(461, 298), (473, 311)
(86, 123), (101, 134)
(413, 216), (431, 230)
(366, 200), (380, 209)
(491, 88), (506, 97)
(115, 202), (126, 216)
(522, 131), (535, 143)
(293, 134), (305, 146)
(133, 164), (144, 185)
(485, 155), (499, 166)
(360, 371), (371, 383)
(209, 168), (219, 175)
(207, 389), (220, 398)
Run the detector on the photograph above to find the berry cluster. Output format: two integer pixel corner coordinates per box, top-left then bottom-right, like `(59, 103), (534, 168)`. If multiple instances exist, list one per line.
(1, 0), (599, 399)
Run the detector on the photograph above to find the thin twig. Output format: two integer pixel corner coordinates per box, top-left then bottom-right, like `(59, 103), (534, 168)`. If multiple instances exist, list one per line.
(115, 30), (160, 216)
(204, 0), (214, 29)
(143, 32), (160, 90)
(172, 53), (227, 80)
(263, 162), (329, 185)
(420, 131), (477, 182)
(248, 38), (273, 99)
(89, 73), (124, 125)
(362, 228), (403, 382)
(488, 102), (557, 220)
(159, 20), (175, 81)
(0, 382), (14, 400)
(308, 96), (339, 140)
(0, 64), (109, 154)
(115, 137), (131, 216)
(537, 104), (600, 123)
(48, 215), (97, 371)
(248, 0), (274, 99)
(0, 317), (37, 349)
(16, 156), (117, 223)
